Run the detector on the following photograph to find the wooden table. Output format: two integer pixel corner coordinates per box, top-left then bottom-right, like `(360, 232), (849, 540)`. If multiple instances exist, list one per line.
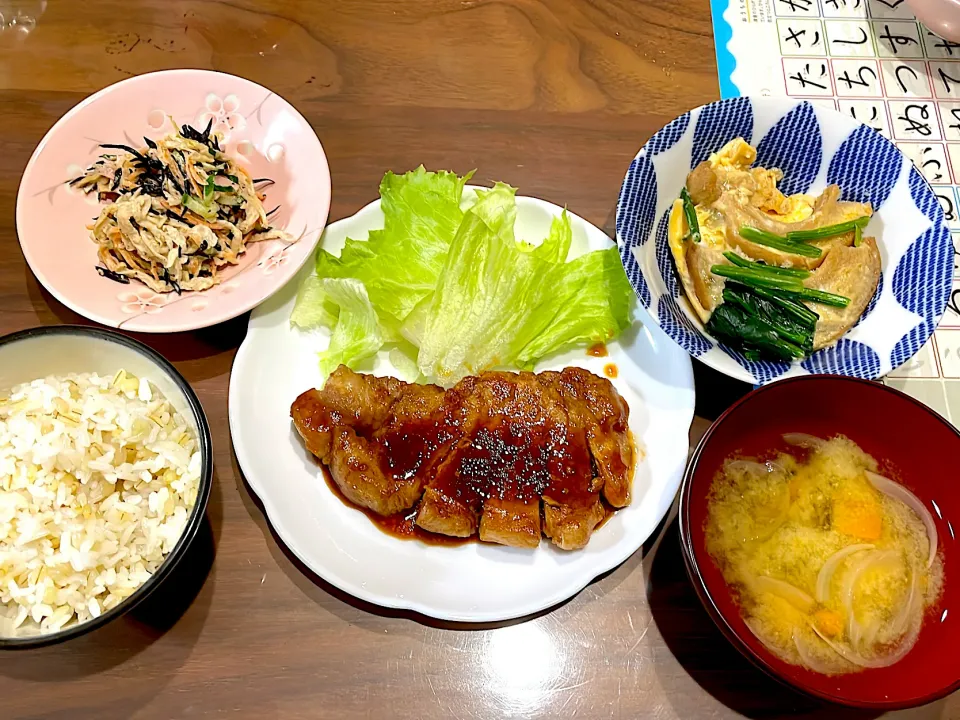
(0, 1), (955, 718)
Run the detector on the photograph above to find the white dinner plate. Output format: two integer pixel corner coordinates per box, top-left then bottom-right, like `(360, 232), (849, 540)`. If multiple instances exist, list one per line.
(228, 190), (695, 622)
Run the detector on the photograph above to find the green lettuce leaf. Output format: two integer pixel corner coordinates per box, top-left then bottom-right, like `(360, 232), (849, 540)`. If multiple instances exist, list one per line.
(387, 341), (421, 383)
(316, 278), (384, 380)
(416, 186), (633, 384)
(292, 168), (635, 386)
(314, 166), (473, 330)
(514, 246), (635, 366)
(416, 183), (541, 383)
(531, 212), (573, 263)
(290, 275), (339, 330)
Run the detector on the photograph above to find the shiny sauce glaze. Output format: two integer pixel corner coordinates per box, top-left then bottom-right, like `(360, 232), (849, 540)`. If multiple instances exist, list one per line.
(379, 417), (457, 482)
(318, 462), (468, 546)
(336, 421), (609, 544)
(429, 420), (596, 511)
(587, 342), (608, 357)
(320, 462), (615, 545)
(306, 370), (631, 545)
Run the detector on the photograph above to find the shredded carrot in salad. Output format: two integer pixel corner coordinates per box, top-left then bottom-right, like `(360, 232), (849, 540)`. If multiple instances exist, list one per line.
(69, 120), (293, 293)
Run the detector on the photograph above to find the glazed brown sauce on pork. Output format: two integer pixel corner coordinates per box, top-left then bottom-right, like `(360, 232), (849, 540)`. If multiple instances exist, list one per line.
(291, 366), (634, 548)
(380, 418), (458, 483)
(429, 422), (595, 509)
(313, 434), (617, 547)
(318, 463), (468, 546)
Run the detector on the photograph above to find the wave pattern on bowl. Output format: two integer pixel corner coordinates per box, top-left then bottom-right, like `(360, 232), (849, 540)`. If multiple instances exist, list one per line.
(754, 102), (820, 196)
(615, 97), (952, 385)
(827, 124), (902, 211)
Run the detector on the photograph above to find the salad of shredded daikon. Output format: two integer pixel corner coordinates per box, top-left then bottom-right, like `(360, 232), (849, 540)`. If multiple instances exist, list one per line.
(70, 121), (292, 294)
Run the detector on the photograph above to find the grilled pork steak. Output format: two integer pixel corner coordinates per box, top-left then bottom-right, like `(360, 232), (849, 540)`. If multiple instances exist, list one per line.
(291, 365), (634, 550)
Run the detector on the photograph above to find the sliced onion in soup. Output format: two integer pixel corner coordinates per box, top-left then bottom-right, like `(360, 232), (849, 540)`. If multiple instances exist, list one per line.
(813, 576), (924, 670)
(793, 629), (851, 675)
(865, 471), (938, 568)
(888, 563), (917, 639)
(841, 550), (897, 643)
(811, 614), (921, 669)
(753, 575), (816, 614)
(816, 544), (874, 603)
(782, 432), (826, 449)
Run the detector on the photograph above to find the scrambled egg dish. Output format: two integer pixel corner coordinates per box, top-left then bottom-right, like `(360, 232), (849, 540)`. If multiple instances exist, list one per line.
(668, 138), (879, 352)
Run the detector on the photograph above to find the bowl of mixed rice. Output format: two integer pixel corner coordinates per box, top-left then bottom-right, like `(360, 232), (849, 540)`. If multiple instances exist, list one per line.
(0, 325), (211, 646)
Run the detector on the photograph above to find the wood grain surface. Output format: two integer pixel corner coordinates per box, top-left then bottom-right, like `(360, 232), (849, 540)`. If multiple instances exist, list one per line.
(0, 1), (955, 718)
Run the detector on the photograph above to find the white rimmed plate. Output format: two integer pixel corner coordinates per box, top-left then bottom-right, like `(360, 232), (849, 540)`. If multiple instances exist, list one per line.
(228, 190), (695, 622)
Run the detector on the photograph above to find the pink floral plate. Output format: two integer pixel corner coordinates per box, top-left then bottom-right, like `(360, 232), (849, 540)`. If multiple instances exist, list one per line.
(16, 69), (331, 333)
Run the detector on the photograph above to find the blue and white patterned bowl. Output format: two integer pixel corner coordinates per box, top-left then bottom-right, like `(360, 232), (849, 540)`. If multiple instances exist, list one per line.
(616, 97), (952, 385)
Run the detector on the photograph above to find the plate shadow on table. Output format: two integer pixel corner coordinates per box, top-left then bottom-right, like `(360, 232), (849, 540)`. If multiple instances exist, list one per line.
(692, 360), (754, 424)
(23, 266), (248, 380)
(0, 469), (220, 693)
(644, 515), (888, 720)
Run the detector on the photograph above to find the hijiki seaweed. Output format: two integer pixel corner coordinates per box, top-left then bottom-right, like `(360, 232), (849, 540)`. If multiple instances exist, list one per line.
(69, 120), (294, 294)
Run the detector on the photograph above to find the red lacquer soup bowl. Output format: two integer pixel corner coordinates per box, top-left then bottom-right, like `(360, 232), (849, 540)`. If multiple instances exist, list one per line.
(679, 375), (958, 709)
